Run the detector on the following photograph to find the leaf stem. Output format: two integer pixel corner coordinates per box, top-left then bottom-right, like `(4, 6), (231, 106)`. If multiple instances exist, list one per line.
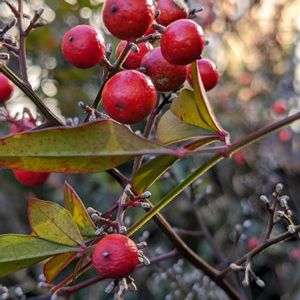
(127, 111), (300, 236)
(219, 224), (300, 279)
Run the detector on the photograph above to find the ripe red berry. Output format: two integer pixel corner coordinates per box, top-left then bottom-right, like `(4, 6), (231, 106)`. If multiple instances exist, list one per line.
(272, 100), (287, 115)
(186, 58), (220, 91)
(289, 248), (300, 261)
(61, 25), (105, 69)
(102, 70), (157, 124)
(116, 41), (153, 69)
(13, 170), (50, 188)
(0, 73), (14, 103)
(156, 0), (188, 26)
(247, 237), (260, 251)
(161, 19), (205, 65)
(141, 47), (187, 91)
(144, 22), (157, 36)
(278, 128), (292, 143)
(233, 151), (246, 166)
(103, 0), (155, 41)
(92, 234), (139, 279)
(9, 118), (51, 187)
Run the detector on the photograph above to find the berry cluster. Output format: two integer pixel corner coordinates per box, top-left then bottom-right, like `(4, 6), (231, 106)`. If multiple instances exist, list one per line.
(60, 0), (220, 125)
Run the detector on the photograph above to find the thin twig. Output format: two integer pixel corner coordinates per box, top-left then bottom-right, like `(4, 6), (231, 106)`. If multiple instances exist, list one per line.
(106, 169), (130, 189)
(219, 224), (300, 279)
(59, 250), (178, 298)
(17, 0), (29, 83)
(116, 185), (131, 228)
(0, 63), (63, 126)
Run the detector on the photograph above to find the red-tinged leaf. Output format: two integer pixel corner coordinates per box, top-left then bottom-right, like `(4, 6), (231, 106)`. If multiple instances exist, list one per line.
(29, 198), (83, 246)
(171, 62), (227, 134)
(157, 110), (216, 145)
(44, 252), (77, 283)
(64, 182), (96, 238)
(0, 235), (79, 277)
(0, 120), (173, 173)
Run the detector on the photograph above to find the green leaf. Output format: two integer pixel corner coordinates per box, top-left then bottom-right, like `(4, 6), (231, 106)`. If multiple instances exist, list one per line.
(171, 62), (226, 134)
(64, 182), (96, 238)
(157, 110), (214, 145)
(44, 252), (77, 283)
(0, 120), (172, 173)
(0, 235), (79, 277)
(132, 132), (218, 193)
(127, 154), (224, 237)
(29, 198), (84, 246)
(132, 155), (178, 193)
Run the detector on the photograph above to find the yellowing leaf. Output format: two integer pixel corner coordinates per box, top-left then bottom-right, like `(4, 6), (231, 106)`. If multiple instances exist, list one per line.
(44, 252), (77, 283)
(157, 110), (214, 145)
(29, 198), (83, 246)
(171, 62), (227, 134)
(64, 182), (96, 237)
(134, 122), (218, 193)
(0, 120), (173, 173)
(0, 235), (79, 277)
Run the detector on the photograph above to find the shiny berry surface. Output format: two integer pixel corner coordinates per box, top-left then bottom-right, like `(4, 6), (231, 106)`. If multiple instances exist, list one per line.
(102, 70), (157, 124)
(92, 234), (139, 279)
(13, 170), (50, 188)
(61, 25), (105, 68)
(0, 74), (14, 103)
(156, 0), (188, 26)
(116, 41), (153, 69)
(141, 47), (187, 91)
(161, 19), (205, 65)
(186, 58), (220, 91)
(103, 0), (155, 40)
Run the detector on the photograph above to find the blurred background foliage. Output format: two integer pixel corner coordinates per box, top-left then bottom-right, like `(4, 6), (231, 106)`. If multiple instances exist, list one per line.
(0, 0), (300, 299)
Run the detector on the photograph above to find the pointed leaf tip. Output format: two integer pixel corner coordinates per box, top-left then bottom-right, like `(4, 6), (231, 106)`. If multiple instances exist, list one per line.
(64, 182), (96, 238)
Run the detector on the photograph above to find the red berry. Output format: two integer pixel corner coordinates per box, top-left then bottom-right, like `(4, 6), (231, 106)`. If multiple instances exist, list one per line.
(156, 0), (188, 26)
(290, 248), (300, 261)
(103, 0), (155, 40)
(272, 100), (287, 115)
(102, 70), (157, 124)
(247, 237), (260, 251)
(278, 129), (292, 143)
(233, 151), (246, 166)
(92, 234), (139, 279)
(116, 41), (153, 69)
(186, 58), (220, 91)
(0, 73), (14, 103)
(61, 25), (105, 69)
(9, 118), (50, 187)
(161, 19), (205, 65)
(141, 47), (187, 91)
(144, 22), (157, 36)
(13, 170), (50, 187)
